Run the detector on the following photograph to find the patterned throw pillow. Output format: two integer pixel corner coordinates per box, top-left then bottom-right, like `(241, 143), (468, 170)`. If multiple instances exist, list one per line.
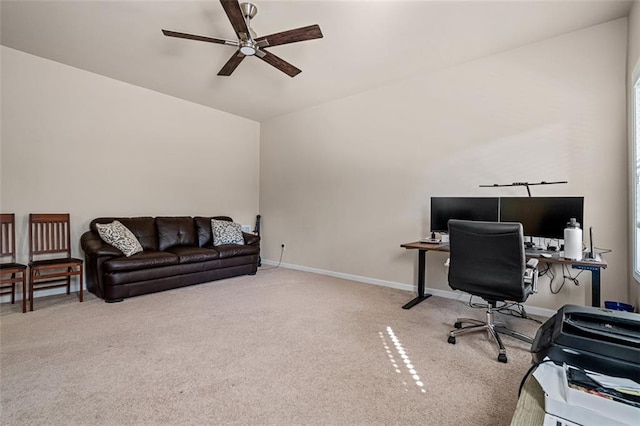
(96, 220), (144, 257)
(211, 219), (245, 246)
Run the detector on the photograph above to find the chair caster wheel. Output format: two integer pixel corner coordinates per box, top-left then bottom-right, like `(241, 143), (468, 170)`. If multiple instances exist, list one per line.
(454, 322), (462, 329)
(498, 353), (507, 363)
(447, 336), (456, 344)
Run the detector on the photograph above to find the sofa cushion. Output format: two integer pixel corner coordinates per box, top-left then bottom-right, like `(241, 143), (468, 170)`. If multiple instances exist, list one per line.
(194, 216), (233, 247)
(91, 217), (158, 251)
(156, 217), (197, 251)
(95, 220), (143, 257)
(103, 251), (179, 272)
(215, 244), (260, 259)
(165, 246), (220, 264)
(212, 219), (244, 246)
(103, 255), (256, 288)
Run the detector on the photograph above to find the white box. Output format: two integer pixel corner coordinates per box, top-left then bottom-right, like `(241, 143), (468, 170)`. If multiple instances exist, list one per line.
(533, 361), (639, 426)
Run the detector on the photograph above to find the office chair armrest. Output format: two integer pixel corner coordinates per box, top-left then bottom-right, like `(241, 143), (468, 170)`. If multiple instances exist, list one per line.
(524, 258), (539, 293)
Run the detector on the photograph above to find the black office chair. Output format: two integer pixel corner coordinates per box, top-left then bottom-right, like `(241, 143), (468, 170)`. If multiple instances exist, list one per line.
(446, 219), (538, 363)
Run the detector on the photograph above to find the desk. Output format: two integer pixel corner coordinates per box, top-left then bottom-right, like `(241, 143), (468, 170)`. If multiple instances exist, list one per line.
(400, 241), (607, 309)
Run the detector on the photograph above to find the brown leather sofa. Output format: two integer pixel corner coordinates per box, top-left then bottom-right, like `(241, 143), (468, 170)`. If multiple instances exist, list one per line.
(80, 216), (259, 302)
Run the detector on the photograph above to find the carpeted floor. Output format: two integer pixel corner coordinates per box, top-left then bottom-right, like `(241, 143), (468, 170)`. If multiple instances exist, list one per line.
(0, 268), (542, 425)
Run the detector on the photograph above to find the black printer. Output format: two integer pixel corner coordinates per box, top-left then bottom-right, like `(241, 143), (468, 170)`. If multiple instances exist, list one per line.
(531, 304), (640, 381)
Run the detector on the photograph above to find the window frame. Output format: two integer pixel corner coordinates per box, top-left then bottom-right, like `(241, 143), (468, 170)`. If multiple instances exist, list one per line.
(633, 68), (640, 283)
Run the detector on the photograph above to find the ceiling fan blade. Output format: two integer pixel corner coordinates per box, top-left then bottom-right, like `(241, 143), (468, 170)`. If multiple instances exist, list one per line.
(255, 24), (323, 48)
(162, 29), (236, 45)
(218, 51), (246, 76)
(257, 50), (301, 77)
(220, 0), (249, 40)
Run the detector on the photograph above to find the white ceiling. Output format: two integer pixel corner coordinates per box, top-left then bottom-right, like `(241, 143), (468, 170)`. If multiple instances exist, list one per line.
(1, 0), (634, 122)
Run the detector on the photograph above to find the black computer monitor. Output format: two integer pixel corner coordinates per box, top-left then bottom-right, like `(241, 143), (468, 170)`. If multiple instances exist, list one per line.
(430, 197), (500, 233)
(499, 197), (584, 239)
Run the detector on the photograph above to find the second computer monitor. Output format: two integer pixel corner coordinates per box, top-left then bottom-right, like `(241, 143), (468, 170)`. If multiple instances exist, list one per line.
(499, 197), (584, 240)
(430, 197), (500, 233)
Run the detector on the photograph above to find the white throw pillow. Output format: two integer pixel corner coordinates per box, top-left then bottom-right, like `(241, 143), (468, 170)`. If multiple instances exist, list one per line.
(211, 219), (244, 246)
(96, 220), (143, 257)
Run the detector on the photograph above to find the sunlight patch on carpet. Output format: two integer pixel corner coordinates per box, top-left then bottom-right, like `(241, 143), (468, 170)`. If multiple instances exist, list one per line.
(379, 326), (426, 394)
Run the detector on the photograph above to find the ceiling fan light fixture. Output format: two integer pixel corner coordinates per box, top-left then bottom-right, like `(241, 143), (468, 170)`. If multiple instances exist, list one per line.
(239, 40), (257, 56)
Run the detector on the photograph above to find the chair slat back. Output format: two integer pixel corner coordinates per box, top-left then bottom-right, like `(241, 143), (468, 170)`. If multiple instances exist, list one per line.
(0, 213), (17, 262)
(29, 213), (72, 261)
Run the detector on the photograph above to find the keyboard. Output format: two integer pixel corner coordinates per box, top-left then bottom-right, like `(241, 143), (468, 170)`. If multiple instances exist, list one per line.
(525, 251), (602, 262)
(525, 250), (556, 258)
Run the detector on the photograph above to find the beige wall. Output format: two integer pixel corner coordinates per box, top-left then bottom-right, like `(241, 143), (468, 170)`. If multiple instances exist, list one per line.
(260, 19), (629, 312)
(1, 47), (260, 293)
(628, 0), (640, 308)
(629, 1), (640, 78)
(1, 15), (632, 312)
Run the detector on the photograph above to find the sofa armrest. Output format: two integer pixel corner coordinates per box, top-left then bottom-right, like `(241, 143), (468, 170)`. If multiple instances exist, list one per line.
(81, 230), (123, 300)
(243, 232), (261, 246)
(80, 231), (122, 257)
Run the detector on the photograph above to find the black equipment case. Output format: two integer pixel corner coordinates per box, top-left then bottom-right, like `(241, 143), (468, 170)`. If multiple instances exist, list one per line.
(531, 304), (640, 381)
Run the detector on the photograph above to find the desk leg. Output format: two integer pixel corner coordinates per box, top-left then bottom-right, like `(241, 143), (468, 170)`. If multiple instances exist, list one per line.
(572, 264), (601, 307)
(591, 268), (601, 308)
(402, 249), (433, 309)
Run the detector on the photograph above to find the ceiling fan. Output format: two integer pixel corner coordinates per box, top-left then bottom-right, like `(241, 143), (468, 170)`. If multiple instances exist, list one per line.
(162, 0), (323, 77)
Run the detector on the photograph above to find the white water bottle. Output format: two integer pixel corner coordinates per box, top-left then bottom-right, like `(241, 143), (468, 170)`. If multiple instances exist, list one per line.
(564, 218), (583, 260)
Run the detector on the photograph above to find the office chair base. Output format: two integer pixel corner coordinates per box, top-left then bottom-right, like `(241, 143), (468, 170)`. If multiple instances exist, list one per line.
(493, 324), (533, 344)
(454, 318), (485, 329)
(447, 310), (532, 363)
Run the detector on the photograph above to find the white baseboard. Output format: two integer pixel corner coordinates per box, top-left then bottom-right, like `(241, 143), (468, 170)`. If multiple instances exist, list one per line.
(261, 259), (556, 318)
(4, 260), (556, 318)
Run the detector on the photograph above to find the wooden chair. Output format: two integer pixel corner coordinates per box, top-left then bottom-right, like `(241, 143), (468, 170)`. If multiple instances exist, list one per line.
(28, 214), (83, 311)
(0, 213), (27, 313)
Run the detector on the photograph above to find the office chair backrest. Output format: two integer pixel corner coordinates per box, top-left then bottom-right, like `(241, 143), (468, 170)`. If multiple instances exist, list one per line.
(29, 213), (72, 262)
(0, 213), (18, 262)
(447, 219), (527, 302)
